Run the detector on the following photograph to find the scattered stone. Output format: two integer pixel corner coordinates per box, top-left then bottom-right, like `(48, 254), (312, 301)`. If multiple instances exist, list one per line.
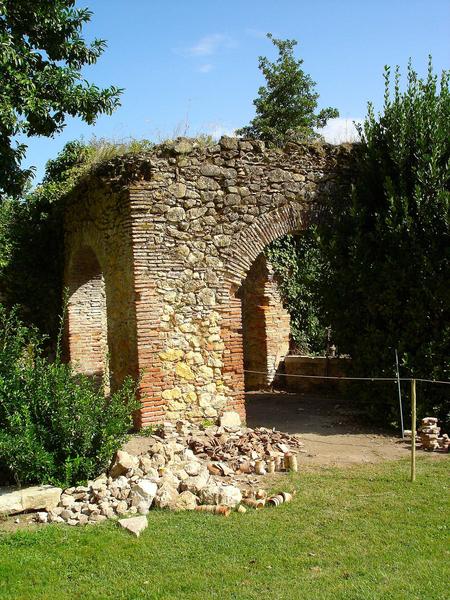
(110, 451), (138, 478)
(217, 485), (242, 508)
(0, 485), (62, 516)
(36, 512), (48, 524)
(31, 420), (302, 527)
(173, 491), (198, 511)
(118, 516), (148, 537)
(219, 411), (241, 430)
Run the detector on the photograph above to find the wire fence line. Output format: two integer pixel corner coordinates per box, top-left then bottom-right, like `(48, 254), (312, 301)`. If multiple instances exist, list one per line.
(243, 369), (450, 386)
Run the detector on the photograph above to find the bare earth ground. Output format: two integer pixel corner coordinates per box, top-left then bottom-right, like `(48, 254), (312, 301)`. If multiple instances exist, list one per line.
(245, 390), (413, 467)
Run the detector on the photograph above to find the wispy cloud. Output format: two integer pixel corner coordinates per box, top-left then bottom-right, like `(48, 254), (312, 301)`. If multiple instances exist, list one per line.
(203, 121), (237, 139)
(198, 63), (214, 74)
(320, 118), (362, 144)
(183, 33), (237, 57)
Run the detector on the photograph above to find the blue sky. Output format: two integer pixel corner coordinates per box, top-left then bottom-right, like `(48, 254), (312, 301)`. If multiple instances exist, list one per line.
(24, 0), (449, 184)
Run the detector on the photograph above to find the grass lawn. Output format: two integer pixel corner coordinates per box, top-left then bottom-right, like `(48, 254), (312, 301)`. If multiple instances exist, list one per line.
(0, 456), (448, 600)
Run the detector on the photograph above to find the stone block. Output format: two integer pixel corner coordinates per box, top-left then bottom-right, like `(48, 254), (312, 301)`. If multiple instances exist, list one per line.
(0, 485), (62, 516)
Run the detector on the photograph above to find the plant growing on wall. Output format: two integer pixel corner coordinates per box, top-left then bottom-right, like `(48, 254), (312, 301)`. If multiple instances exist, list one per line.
(238, 33), (338, 353)
(237, 33), (339, 145)
(0, 0), (122, 200)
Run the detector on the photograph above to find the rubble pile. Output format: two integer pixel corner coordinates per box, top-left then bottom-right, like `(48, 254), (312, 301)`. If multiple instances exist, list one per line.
(36, 412), (304, 526)
(418, 417), (449, 452)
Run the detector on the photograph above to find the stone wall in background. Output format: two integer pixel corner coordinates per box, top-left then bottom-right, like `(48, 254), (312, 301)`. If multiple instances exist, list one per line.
(64, 137), (356, 426)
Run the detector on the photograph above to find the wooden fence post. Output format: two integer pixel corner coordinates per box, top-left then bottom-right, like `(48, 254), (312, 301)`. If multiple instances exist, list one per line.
(411, 378), (416, 482)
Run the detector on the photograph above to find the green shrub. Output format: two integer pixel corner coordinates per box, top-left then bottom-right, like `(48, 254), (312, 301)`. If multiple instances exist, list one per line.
(266, 229), (328, 354)
(0, 306), (139, 487)
(320, 60), (450, 426)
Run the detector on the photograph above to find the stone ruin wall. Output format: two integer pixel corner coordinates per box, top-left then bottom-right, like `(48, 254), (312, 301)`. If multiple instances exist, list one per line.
(64, 137), (355, 426)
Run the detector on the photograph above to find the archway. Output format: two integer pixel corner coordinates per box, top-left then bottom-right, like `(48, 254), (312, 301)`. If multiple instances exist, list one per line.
(237, 253), (290, 391)
(66, 246), (109, 390)
(221, 203), (307, 418)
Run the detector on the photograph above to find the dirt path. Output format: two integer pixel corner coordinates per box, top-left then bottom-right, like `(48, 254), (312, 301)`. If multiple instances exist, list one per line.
(245, 391), (412, 467)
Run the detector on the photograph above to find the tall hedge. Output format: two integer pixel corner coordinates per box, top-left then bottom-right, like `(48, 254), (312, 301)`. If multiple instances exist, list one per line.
(320, 61), (449, 424)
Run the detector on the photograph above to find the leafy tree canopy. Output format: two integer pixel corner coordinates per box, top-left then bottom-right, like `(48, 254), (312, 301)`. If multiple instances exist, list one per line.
(237, 33), (339, 145)
(321, 59), (450, 424)
(0, 0), (122, 200)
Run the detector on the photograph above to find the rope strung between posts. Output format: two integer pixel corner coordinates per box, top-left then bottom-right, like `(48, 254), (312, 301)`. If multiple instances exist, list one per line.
(243, 369), (450, 385)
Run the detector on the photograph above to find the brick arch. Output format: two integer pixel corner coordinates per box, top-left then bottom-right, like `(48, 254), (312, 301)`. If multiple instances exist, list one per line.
(221, 202), (311, 418)
(223, 202), (308, 287)
(66, 245), (109, 389)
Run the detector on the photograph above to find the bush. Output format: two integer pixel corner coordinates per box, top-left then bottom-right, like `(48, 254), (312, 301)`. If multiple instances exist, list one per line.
(266, 229), (328, 354)
(321, 60), (450, 426)
(0, 306), (139, 488)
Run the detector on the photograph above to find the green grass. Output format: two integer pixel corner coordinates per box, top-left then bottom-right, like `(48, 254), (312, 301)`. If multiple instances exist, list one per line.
(0, 457), (448, 600)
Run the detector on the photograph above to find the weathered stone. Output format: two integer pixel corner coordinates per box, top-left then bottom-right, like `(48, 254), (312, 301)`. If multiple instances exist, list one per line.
(217, 485), (242, 508)
(173, 138), (193, 154)
(154, 487), (179, 509)
(173, 490), (198, 511)
(168, 183), (187, 198)
(166, 207), (186, 222)
(118, 516), (148, 537)
(110, 451), (138, 478)
(36, 511), (48, 524)
(0, 485), (62, 516)
(219, 136), (239, 151)
(219, 411), (241, 429)
(175, 362), (195, 380)
(132, 480), (158, 506)
(115, 501), (129, 515)
(180, 469), (210, 495)
(64, 136), (355, 426)
(184, 461), (201, 477)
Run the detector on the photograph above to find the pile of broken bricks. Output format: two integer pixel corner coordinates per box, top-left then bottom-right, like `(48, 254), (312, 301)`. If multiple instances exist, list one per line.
(34, 411), (305, 532)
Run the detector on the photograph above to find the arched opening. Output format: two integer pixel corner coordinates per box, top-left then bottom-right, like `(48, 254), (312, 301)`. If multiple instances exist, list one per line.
(236, 253), (291, 390)
(66, 246), (109, 390)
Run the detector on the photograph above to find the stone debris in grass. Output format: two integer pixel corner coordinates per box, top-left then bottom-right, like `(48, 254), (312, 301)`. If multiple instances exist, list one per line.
(33, 420), (302, 526)
(118, 516), (148, 537)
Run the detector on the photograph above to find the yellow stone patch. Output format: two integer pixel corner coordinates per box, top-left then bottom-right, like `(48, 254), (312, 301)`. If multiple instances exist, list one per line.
(161, 387), (182, 401)
(159, 348), (184, 362)
(175, 362), (195, 380)
(185, 391), (197, 403)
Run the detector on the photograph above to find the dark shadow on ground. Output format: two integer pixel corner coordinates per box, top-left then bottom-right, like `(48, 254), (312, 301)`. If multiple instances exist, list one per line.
(245, 390), (393, 437)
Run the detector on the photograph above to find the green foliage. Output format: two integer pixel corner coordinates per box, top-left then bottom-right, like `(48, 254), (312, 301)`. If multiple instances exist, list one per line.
(266, 230), (327, 354)
(0, 137), (154, 337)
(0, 0), (122, 200)
(237, 33), (339, 145)
(0, 305), (139, 487)
(321, 59), (450, 424)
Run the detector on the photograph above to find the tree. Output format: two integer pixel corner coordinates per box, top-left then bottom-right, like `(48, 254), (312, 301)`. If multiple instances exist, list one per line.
(0, 0), (122, 200)
(321, 59), (450, 424)
(237, 33), (339, 145)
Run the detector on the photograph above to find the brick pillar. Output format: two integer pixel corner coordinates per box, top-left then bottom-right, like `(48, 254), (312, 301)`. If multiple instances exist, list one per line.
(221, 288), (246, 420)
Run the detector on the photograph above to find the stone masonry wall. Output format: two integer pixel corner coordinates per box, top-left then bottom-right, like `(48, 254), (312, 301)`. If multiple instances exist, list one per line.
(65, 137), (355, 426)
